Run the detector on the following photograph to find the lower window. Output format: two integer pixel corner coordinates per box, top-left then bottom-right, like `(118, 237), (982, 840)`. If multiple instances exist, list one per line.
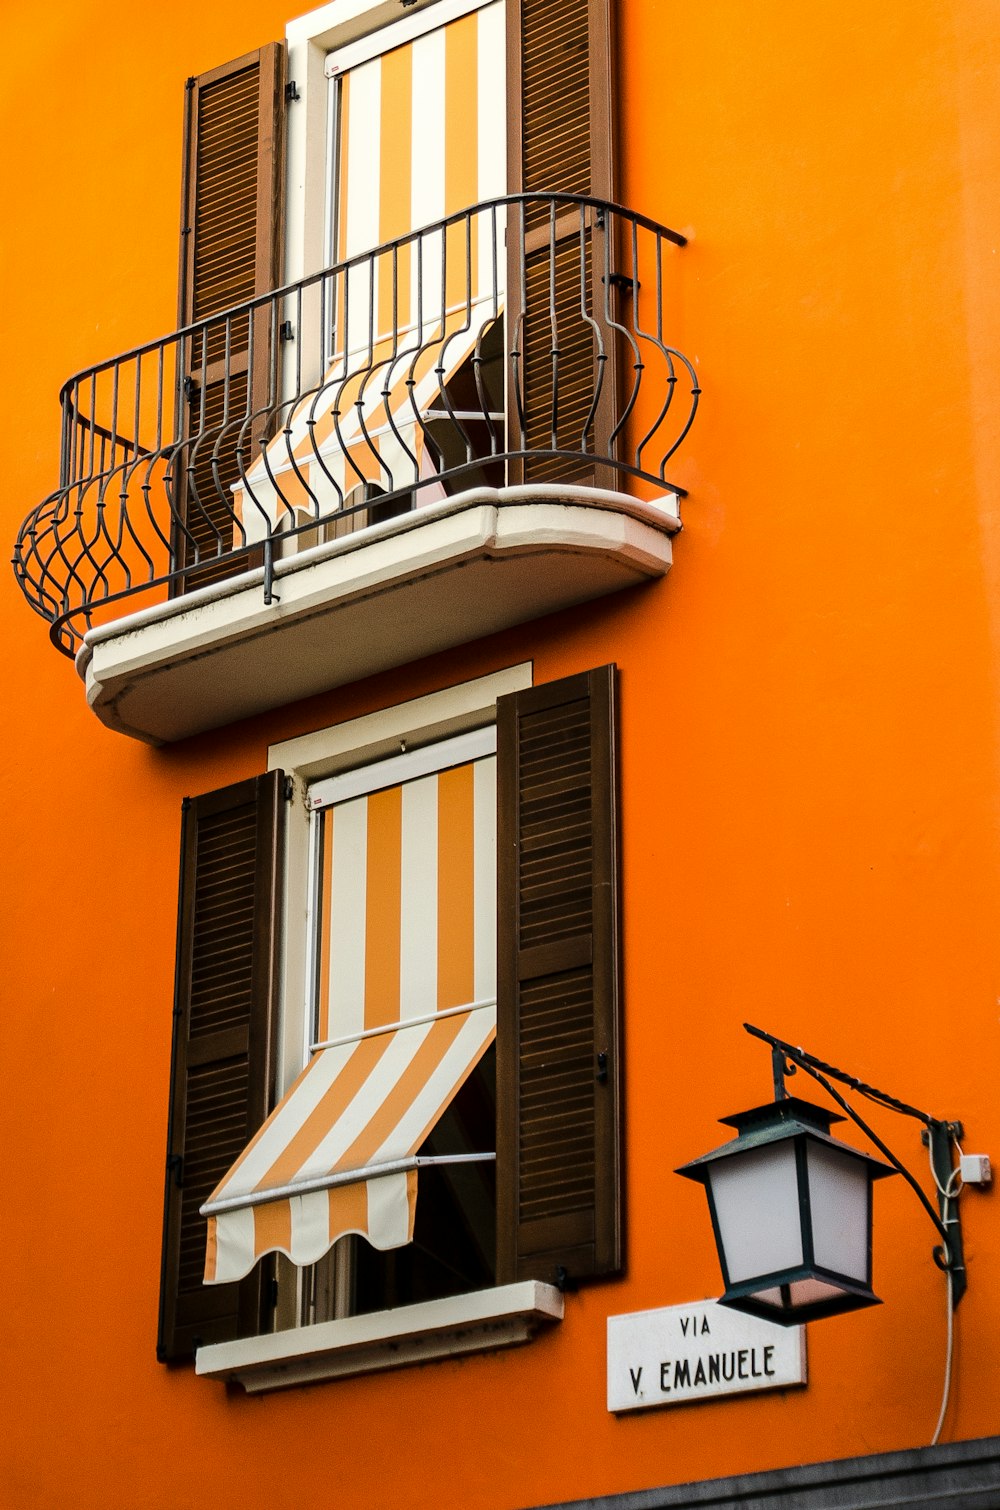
(158, 665), (622, 1365)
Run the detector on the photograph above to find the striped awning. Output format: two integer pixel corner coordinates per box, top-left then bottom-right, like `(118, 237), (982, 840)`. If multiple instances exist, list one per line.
(235, 298), (502, 530)
(202, 733), (497, 1284)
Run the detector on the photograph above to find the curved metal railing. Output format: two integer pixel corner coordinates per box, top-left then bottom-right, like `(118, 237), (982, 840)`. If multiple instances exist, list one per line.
(13, 194), (699, 656)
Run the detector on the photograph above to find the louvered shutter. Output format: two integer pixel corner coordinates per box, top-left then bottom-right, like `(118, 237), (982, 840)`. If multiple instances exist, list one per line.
(157, 772), (285, 1362)
(173, 45), (286, 592)
(506, 0), (619, 487)
(496, 666), (622, 1287)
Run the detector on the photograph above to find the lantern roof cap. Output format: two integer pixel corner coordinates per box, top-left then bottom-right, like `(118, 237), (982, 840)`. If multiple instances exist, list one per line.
(676, 1095), (897, 1183)
(720, 1095), (843, 1134)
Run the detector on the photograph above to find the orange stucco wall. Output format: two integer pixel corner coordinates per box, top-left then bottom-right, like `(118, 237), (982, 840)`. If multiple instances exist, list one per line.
(2, 2), (999, 1506)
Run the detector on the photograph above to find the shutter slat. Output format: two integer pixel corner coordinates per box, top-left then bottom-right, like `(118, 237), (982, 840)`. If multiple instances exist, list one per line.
(158, 772), (285, 1363)
(173, 44), (285, 593)
(507, 0), (618, 487)
(191, 68), (262, 322)
(521, 0), (592, 213)
(497, 667), (622, 1288)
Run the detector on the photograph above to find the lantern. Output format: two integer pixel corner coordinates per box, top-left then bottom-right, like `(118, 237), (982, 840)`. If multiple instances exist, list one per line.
(676, 1096), (896, 1325)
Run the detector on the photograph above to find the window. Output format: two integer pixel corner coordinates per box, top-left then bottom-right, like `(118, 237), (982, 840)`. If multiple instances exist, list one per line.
(305, 732), (499, 1319)
(203, 728), (500, 1317)
(242, 0), (509, 545)
(158, 664), (623, 1378)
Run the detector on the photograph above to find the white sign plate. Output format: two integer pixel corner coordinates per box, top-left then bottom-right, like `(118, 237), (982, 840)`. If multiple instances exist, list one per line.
(607, 1300), (806, 1412)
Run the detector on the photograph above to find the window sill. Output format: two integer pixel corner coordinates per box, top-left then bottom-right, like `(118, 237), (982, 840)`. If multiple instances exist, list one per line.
(194, 1280), (563, 1393)
(77, 484), (680, 745)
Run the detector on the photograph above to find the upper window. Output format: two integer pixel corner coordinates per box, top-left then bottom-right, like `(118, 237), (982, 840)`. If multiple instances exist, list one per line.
(239, 0), (508, 547)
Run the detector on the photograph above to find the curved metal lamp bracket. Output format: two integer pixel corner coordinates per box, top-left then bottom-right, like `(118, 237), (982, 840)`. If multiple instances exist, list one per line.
(746, 1024), (966, 1307)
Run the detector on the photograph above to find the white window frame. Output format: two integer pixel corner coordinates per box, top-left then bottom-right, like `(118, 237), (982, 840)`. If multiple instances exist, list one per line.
(268, 663), (531, 1124)
(285, 0), (496, 286)
(282, 0), (506, 424)
(297, 719), (499, 1321)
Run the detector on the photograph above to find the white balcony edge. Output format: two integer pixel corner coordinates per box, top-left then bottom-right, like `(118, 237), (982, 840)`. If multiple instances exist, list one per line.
(79, 484), (680, 646)
(78, 484), (681, 744)
(195, 1280), (564, 1393)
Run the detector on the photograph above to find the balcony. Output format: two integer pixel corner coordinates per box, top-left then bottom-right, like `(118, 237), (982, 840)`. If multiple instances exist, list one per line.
(13, 195), (698, 743)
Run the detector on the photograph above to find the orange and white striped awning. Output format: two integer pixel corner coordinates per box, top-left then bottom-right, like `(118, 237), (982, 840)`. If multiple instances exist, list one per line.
(202, 730), (497, 1284)
(236, 298), (502, 529)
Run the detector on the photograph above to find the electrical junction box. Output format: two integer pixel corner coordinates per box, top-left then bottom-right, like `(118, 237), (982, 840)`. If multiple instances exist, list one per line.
(959, 1154), (992, 1186)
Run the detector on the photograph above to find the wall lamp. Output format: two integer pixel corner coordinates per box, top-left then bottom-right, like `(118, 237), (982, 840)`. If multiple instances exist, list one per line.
(676, 1023), (970, 1328)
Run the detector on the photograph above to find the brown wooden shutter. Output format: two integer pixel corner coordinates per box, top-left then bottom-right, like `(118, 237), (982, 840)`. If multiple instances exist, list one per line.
(174, 45), (286, 591)
(157, 771), (285, 1362)
(496, 665), (622, 1287)
(506, 0), (619, 487)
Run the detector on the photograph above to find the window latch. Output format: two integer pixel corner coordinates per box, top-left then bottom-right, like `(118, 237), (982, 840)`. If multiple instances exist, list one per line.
(604, 272), (639, 296)
(285, 80), (300, 103)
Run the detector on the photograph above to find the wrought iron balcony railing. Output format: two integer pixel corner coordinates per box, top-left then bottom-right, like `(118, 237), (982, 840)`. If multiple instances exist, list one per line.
(13, 194), (699, 656)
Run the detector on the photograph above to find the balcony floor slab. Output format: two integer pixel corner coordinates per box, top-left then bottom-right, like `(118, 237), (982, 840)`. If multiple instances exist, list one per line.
(78, 484), (681, 744)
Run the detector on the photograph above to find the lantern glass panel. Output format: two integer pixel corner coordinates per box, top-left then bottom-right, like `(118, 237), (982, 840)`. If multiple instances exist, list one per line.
(807, 1140), (870, 1282)
(709, 1141), (803, 1283)
(788, 1278), (846, 1305)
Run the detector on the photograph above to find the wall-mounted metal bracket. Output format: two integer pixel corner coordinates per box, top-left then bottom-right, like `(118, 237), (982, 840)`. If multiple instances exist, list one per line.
(924, 1120), (966, 1306)
(747, 1023), (968, 1308)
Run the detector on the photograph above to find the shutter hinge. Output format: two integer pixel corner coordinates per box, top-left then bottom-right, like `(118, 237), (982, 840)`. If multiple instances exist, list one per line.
(285, 80), (301, 103)
(183, 375), (198, 401)
(185, 76), (196, 91)
(166, 1153), (184, 1188)
(268, 1276), (279, 1309)
(283, 775), (295, 802)
(555, 1266), (578, 1293)
(596, 1051), (609, 1085)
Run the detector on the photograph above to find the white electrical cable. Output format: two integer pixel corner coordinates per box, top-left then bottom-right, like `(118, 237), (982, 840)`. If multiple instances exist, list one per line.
(928, 1138), (963, 1447)
(930, 1267), (954, 1447)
